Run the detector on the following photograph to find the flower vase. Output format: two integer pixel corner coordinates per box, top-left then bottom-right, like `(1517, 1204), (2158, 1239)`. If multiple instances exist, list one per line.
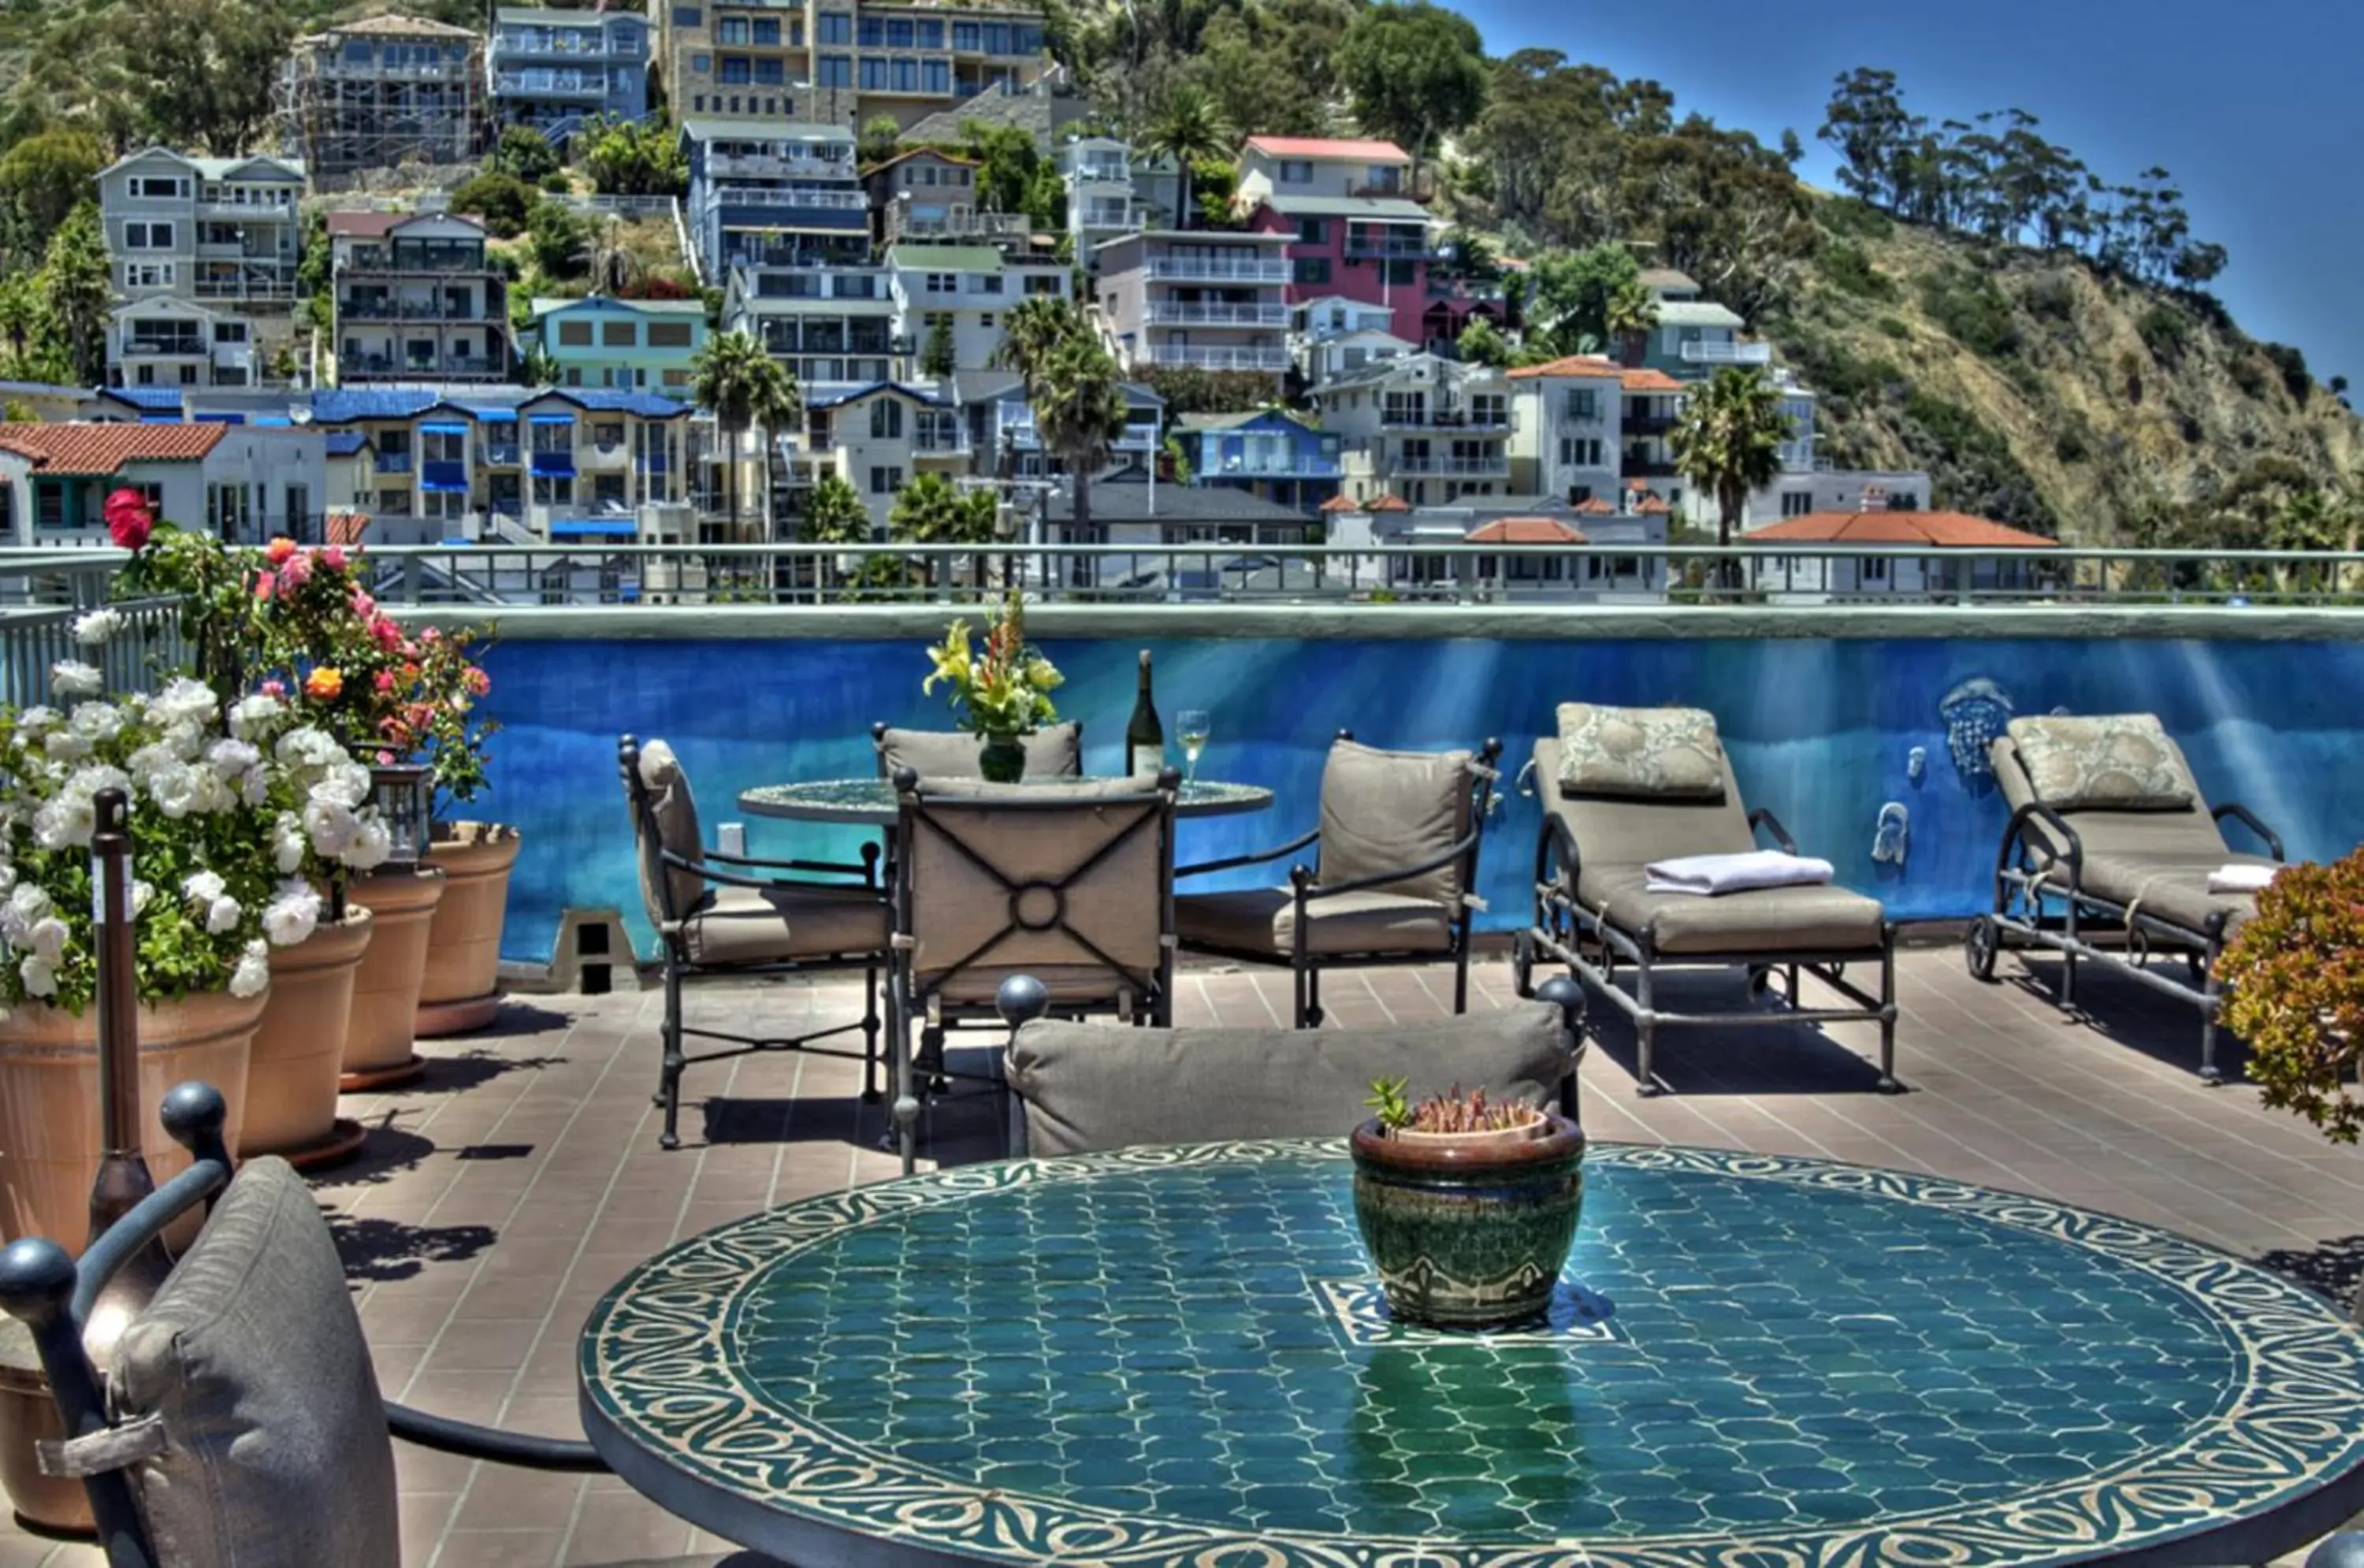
(979, 732), (1027, 784)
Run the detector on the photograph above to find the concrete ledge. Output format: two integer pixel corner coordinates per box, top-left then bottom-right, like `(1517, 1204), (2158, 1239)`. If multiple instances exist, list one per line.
(394, 603), (2364, 643)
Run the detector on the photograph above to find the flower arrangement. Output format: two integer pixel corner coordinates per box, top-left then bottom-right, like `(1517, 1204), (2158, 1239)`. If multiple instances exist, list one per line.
(2217, 850), (2364, 1141)
(0, 663), (392, 1014)
(1366, 1077), (1541, 1136)
(921, 589), (1062, 739)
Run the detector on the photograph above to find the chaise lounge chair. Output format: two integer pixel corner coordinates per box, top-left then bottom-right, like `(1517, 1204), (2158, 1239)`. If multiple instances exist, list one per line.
(1972, 712), (2284, 1081)
(1518, 702), (1898, 1094)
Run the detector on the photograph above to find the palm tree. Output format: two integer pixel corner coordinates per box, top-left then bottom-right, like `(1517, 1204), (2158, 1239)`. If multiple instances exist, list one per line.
(1604, 277), (1660, 367)
(746, 356), (803, 537)
(1670, 366), (1793, 582)
(798, 471), (874, 599)
(993, 295), (1082, 392)
(519, 343), (560, 388)
(1033, 332), (1128, 543)
(890, 471), (999, 589)
(1139, 84), (1233, 229)
(689, 330), (801, 541)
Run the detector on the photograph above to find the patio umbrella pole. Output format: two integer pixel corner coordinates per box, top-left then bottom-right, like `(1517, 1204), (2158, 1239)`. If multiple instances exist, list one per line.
(84, 787), (171, 1332)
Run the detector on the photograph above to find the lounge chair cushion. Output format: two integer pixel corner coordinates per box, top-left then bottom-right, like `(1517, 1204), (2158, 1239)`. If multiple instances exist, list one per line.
(106, 1157), (400, 1568)
(2059, 852), (2275, 938)
(1556, 703), (1727, 801)
(682, 882), (890, 964)
(1578, 867), (1887, 956)
(1007, 1001), (1574, 1156)
(1534, 738), (1755, 869)
(1316, 739), (1473, 906)
(1176, 886), (1455, 956)
(2004, 714), (2196, 812)
(631, 739), (708, 923)
(875, 723), (1083, 779)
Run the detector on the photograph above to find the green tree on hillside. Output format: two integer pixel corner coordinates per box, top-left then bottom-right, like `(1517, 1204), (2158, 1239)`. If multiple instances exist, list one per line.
(690, 330), (802, 539)
(492, 126), (561, 184)
(1604, 277), (1660, 366)
(528, 201), (591, 279)
(890, 470), (998, 587)
(451, 172), (538, 239)
(857, 115), (905, 169)
(993, 297), (1124, 538)
(1139, 84), (1233, 229)
(801, 473), (872, 546)
(581, 114), (687, 196)
(1331, 2), (1487, 185)
(40, 202), (111, 386)
(0, 130), (105, 264)
(920, 317), (957, 380)
(121, 0), (292, 154)
(1671, 366), (1793, 562)
(1526, 242), (1637, 356)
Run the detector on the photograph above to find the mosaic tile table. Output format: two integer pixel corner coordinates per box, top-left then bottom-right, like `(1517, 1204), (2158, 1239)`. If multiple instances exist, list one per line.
(578, 1141), (2364, 1567)
(736, 777), (1274, 824)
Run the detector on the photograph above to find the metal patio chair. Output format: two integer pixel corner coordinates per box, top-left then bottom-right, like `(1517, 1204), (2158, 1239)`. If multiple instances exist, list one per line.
(871, 719), (1084, 778)
(620, 734), (891, 1148)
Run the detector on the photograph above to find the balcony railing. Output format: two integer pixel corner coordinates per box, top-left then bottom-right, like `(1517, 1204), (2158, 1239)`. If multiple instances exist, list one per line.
(344, 355), (504, 378)
(1623, 414), (1678, 435)
(1143, 303), (1290, 327)
(708, 152), (857, 180)
(494, 70), (611, 96)
(1069, 160), (1131, 183)
(338, 300), (498, 322)
(341, 254), (493, 277)
(1205, 456), (1344, 478)
(123, 337), (206, 357)
(894, 209), (1031, 240)
(374, 453), (414, 474)
(1136, 345), (1289, 372)
(1343, 237), (1439, 261)
(1680, 340), (1773, 365)
(1381, 411), (1511, 432)
(197, 201), (296, 222)
(192, 280), (297, 303)
(1143, 257), (1290, 284)
(710, 185), (869, 211)
(1392, 455), (1511, 477)
(481, 444), (521, 466)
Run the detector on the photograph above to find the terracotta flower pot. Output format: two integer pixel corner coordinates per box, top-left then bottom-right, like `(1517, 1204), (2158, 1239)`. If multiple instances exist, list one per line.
(343, 868), (447, 1091)
(240, 908), (374, 1168)
(0, 1325), (84, 1533)
(0, 990), (265, 1258)
(417, 821), (521, 1038)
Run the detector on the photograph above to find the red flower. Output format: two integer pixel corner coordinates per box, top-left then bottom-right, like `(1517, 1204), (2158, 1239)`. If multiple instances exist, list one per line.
(463, 666), (490, 697)
(102, 489), (154, 551)
(264, 537), (299, 566)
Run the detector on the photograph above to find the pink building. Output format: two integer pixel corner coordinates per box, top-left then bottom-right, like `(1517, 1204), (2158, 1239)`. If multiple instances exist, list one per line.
(1237, 136), (1437, 347)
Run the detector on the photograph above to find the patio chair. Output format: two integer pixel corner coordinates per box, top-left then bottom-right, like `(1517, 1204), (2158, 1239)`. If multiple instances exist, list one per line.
(1175, 733), (1504, 1028)
(1973, 712), (2285, 1081)
(995, 973), (1586, 1157)
(0, 1083), (781, 1568)
(871, 720), (1084, 778)
(1518, 703), (1898, 1095)
(887, 767), (1180, 1172)
(619, 734), (891, 1149)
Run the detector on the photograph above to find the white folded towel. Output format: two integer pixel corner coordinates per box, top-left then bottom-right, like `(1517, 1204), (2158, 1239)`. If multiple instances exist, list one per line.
(2207, 864), (2277, 894)
(1645, 849), (1836, 897)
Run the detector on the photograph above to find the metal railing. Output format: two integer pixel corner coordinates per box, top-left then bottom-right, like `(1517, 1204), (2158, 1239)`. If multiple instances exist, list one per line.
(339, 300), (499, 322)
(1392, 455), (1511, 477)
(710, 185), (870, 211)
(1136, 345), (1290, 372)
(7, 544), (2364, 613)
(0, 594), (188, 707)
(1143, 258), (1290, 284)
(1144, 303), (1290, 327)
(1680, 341), (1773, 365)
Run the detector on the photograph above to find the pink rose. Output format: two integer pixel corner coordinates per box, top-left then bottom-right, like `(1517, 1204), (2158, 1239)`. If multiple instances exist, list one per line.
(260, 679), (286, 697)
(321, 545), (348, 570)
(374, 671), (397, 693)
(350, 590), (376, 618)
(277, 552), (312, 589)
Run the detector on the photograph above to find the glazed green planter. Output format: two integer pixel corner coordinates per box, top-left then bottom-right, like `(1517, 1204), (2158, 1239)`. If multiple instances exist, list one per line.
(1349, 1113), (1587, 1329)
(978, 733), (1026, 783)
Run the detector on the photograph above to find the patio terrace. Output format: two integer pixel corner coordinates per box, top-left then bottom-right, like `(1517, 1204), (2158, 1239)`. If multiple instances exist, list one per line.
(5, 950), (2362, 1568)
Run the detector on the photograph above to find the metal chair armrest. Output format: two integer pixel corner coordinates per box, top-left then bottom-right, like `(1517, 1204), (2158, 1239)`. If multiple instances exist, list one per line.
(1536, 812), (1582, 899)
(1300, 825), (1481, 901)
(1176, 824), (1320, 880)
(2212, 801), (2285, 861)
(660, 848), (879, 895)
(385, 1403), (608, 1473)
(2001, 801), (2084, 887)
(1748, 807), (1799, 856)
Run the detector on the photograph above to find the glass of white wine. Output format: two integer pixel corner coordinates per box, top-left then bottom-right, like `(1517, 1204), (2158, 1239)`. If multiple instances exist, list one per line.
(1177, 708), (1211, 785)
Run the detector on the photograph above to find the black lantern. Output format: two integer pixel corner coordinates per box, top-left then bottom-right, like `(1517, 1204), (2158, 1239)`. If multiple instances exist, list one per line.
(370, 763), (434, 869)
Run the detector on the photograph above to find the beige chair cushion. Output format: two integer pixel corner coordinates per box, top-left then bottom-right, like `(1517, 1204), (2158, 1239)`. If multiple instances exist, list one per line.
(875, 723), (1082, 779)
(107, 1157), (400, 1568)
(2072, 853), (2273, 937)
(1007, 1001), (1574, 1156)
(1176, 887), (1454, 956)
(630, 739), (708, 923)
(680, 882), (890, 965)
(1578, 867), (1887, 955)
(2005, 714), (2196, 811)
(1535, 737), (1756, 871)
(1993, 737), (2232, 862)
(1556, 702), (1727, 800)
(1316, 739), (1473, 906)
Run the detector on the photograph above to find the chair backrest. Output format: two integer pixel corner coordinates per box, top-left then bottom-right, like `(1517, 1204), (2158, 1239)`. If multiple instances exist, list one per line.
(618, 735), (708, 927)
(872, 722), (1084, 780)
(1990, 722), (2228, 861)
(895, 773), (1174, 1011)
(1005, 1000), (1578, 1157)
(1314, 738), (1484, 905)
(92, 1157), (399, 1568)
(1534, 733), (1756, 867)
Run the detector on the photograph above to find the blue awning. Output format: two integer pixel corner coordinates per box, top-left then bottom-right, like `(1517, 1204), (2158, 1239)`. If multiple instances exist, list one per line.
(139, 414), (180, 423)
(550, 518), (636, 538)
(253, 416), (291, 427)
(422, 477), (468, 492)
(419, 420), (470, 434)
(475, 410), (518, 422)
(195, 413), (244, 425)
(528, 412), (577, 425)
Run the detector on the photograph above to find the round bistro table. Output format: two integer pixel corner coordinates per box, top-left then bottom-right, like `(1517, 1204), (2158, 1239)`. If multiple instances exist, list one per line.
(737, 776), (1274, 825)
(578, 1140), (2364, 1568)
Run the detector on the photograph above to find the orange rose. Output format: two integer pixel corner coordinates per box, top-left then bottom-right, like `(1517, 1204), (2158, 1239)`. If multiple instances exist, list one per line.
(304, 667), (344, 700)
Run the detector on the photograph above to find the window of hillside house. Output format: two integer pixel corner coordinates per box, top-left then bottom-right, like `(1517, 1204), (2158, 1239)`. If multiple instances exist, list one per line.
(555, 319), (593, 346)
(1297, 217), (1327, 244)
(756, 59), (784, 83)
(819, 54), (850, 85)
(818, 12), (849, 43)
(132, 176), (185, 199)
(647, 321), (693, 347)
(870, 399), (903, 439)
(868, 464), (901, 493)
(1024, 273), (1060, 295)
(1277, 160), (1312, 183)
(718, 17), (746, 42)
(1782, 492), (1812, 517)
(602, 321), (636, 346)
(721, 57), (749, 83)
(752, 17), (778, 43)
(1292, 258), (1329, 285)
(594, 421), (625, 448)
(124, 221), (175, 248)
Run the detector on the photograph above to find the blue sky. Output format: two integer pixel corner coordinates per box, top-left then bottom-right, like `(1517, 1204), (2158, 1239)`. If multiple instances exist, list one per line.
(1451, 0), (2362, 389)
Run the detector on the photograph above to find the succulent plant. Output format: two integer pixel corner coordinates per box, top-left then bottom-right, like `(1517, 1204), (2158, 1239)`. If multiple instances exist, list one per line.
(1367, 1078), (1537, 1135)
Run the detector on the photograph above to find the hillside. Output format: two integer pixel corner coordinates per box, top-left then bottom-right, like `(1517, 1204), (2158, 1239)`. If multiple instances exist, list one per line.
(1768, 198), (2364, 542)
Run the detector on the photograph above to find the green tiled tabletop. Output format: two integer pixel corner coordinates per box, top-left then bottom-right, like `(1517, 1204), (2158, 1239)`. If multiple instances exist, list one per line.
(736, 776), (1273, 823)
(579, 1140), (2364, 1567)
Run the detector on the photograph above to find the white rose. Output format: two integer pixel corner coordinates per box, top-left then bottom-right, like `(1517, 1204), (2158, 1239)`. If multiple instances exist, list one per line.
(229, 941), (270, 999)
(183, 870), (226, 905)
(303, 798), (359, 858)
(14, 706), (58, 734)
(262, 880), (322, 947)
(0, 865), (16, 897)
(130, 880), (154, 916)
(50, 662), (102, 700)
(42, 730), (91, 764)
(125, 741), (181, 786)
(32, 797), (91, 850)
(72, 608), (123, 647)
(152, 678), (217, 730)
(229, 693), (285, 742)
(146, 764), (202, 819)
(204, 896), (242, 935)
(18, 954), (55, 998)
(69, 704), (123, 743)
(344, 814), (393, 872)
(271, 813), (308, 875)
(206, 738), (260, 777)
(314, 762), (374, 811)
(8, 883), (52, 924)
(26, 916), (68, 962)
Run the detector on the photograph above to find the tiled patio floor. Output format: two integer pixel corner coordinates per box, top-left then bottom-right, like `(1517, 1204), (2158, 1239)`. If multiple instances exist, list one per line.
(9, 946), (2364, 1567)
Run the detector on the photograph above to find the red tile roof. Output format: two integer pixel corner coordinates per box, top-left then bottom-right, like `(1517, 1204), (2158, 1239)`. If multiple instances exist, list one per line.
(1244, 136), (1411, 165)
(1364, 492), (1411, 513)
(1635, 498), (1672, 515)
(327, 209), (485, 238)
(1318, 492), (1361, 514)
(1748, 510), (2058, 548)
(0, 422), (225, 474)
(1620, 368), (1688, 393)
(1507, 355), (1622, 381)
(1574, 497), (1617, 515)
(1466, 516), (1585, 544)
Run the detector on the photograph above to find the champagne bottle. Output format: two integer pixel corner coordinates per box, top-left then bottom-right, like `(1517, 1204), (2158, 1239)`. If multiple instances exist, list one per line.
(1125, 649), (1163, 782)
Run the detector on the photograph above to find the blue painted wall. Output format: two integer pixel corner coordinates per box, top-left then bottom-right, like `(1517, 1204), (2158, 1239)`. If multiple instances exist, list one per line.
(474, 636), (2364, 964)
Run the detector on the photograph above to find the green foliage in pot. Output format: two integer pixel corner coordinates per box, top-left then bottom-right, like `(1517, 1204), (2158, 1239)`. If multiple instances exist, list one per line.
(2219, 850), (2364, 1140)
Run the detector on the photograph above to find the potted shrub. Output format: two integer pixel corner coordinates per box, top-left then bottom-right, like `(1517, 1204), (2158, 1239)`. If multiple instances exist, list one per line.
(921, 589), (1063, 782)
(1349, 1078), (1586, 1329)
